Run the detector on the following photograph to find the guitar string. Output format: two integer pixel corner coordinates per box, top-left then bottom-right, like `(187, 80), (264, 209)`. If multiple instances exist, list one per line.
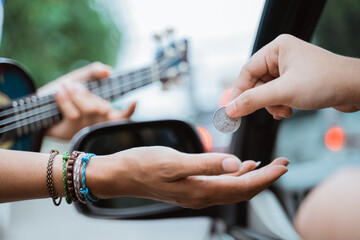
(0, 66), (151, 118)
(0, 54), (181, 130)
(0, 61), (170, 124)
(0, 54), (180, 118)
(0, 59), (184, 134)
(0, 73), (154, 127)
(0, 108), (61, 135)
(0, 70), (174, 134)
(0, 73), (156, 129)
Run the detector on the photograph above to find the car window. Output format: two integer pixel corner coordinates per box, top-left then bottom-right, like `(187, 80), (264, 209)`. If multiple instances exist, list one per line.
(273, 0), (360, 217)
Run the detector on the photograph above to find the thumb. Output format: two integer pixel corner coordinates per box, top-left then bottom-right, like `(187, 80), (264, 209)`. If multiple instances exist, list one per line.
(226, 77), (287, 118)
(175, 153), (242, 178)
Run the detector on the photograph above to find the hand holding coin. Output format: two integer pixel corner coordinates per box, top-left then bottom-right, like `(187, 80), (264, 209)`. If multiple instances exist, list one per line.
(213, 106), (241, 133)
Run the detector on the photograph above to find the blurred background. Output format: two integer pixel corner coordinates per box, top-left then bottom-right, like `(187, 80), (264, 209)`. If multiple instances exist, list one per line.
(0, 0), (265, 153)
(1, 0), (360, 239)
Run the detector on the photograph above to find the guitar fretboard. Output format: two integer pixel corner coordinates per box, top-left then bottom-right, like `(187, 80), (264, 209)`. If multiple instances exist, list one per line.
(0, 65), (156, 140)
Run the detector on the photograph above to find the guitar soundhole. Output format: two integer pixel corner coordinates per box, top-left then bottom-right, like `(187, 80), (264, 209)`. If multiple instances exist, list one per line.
(0, 92), (15, 149)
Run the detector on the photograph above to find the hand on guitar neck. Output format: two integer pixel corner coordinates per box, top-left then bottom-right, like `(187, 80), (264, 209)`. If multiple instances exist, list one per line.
(0, 37), (188, 151)
(40, 62), (136, 140)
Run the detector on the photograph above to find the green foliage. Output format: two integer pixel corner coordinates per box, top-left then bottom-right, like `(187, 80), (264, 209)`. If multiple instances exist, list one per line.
(0, 0), (122, 88)
(313, 0), (360, 58)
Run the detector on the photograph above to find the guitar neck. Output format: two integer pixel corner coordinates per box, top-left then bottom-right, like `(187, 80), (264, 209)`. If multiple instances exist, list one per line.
(85, 65), (155, 102)
(0, 64), (157, 140)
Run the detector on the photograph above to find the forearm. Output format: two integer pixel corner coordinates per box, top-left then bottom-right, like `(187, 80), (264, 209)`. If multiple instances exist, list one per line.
(0, 149), (65, 203)
(0, 146), (288, 209)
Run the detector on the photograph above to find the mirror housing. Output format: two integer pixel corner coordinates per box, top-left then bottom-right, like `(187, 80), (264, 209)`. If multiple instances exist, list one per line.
(69, 119), (222, 219)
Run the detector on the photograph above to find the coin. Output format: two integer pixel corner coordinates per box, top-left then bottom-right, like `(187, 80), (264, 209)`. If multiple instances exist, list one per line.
(213, 106), (241, 133)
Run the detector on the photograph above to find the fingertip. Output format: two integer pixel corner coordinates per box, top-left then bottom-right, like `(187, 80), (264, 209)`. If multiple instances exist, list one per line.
(86, 62), (112, 80)
(95, 64), (112, 79)
(273, 115), (284, 120)
(99, 69), (111, 79)
(271, 157), (290, 166)
(265, 165), (288, 179)
(129, 101), (137, 111)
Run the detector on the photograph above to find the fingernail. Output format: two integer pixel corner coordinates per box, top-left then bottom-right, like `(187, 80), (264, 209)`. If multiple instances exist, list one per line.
(101, 70), (110, 77)
(222, 158), (242, 172)
(226, 100), (237, 117)
(273, 115), (283, 120)
(283, 158), (290, 166)
(255, 161), (261, 167)
(279, 112), (288, 118)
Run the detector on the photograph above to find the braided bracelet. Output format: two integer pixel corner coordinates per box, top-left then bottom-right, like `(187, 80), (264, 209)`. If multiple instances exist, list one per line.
(46, 150), (62, 206)
(73, 153), (87, 204)
(80, 153), (99, 203)
(62, 152), (72, 204)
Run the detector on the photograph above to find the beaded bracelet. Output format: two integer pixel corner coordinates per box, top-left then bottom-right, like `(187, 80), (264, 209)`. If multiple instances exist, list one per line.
(46, 150), (62, 206)
(73, 153), (87, 204)
(62, 151), (72, 204)
(66, 151), (83, 202)
(80, 153), (99, 203)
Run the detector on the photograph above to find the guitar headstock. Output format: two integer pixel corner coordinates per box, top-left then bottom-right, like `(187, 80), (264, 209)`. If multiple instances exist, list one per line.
(153, 29), (189, 90)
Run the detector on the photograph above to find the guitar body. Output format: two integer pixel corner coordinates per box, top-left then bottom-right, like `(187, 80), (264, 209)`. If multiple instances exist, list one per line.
(0, 58), (44, 152)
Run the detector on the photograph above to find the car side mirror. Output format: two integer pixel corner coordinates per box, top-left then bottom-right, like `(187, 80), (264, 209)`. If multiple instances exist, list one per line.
(69, 120), (221, 219)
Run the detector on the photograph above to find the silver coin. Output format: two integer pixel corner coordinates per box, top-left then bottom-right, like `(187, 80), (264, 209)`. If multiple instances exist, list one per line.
(213, 106), (241, 133)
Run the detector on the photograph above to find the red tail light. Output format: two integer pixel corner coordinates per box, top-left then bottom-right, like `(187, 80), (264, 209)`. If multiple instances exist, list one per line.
(324, 126), (345, 151)
(197, 126), (212, 152)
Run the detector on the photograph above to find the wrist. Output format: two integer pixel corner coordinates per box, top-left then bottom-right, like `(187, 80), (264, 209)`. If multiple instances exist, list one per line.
(85, 154), (129, 199)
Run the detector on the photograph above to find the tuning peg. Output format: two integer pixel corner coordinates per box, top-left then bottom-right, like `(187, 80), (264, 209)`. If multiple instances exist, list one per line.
(153, 33), (162, 44)
(164, 28), (175, 46)
(165, 28), (175, 36)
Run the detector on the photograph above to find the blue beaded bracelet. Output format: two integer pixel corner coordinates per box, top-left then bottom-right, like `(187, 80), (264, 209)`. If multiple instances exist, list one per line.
(80, 153), (99, 203)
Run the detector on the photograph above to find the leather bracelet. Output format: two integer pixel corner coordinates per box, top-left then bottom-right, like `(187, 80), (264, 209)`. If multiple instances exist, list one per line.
(66, 151), (82, 202)
(62, 152), (72, 204)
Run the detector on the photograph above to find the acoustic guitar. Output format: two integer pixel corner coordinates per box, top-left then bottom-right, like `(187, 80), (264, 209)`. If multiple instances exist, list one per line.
(0, 38), (188, 152)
